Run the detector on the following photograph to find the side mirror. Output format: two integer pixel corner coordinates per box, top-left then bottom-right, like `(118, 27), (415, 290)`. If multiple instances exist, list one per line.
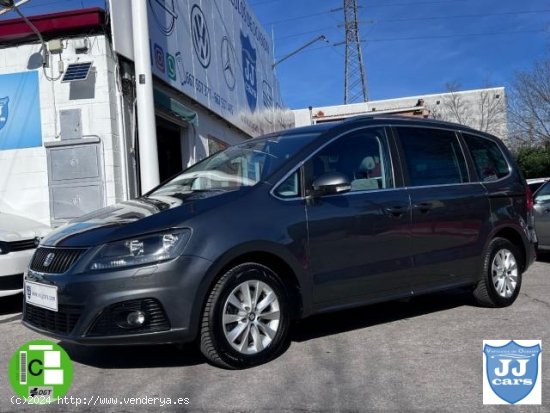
(311, 172), (351, 196)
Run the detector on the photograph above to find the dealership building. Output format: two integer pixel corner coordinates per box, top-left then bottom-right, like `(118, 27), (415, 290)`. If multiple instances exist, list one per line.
(0, 2), (292, 226)
(294, 87), (508, 141)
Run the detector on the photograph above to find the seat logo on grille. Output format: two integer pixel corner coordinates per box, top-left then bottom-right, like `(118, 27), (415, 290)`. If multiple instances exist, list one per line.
(43, 253), (55, 267)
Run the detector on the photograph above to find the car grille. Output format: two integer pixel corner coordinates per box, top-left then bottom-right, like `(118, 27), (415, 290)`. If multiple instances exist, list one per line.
(30, 247), (85, 274)
(23, 303), (82, 335)
(0, 274), (23, 290)
(87, 298), (170, 336)
(9, 239), (38, 252)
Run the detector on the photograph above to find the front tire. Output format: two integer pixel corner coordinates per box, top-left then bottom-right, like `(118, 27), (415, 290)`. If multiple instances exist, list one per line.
(199, 263), (290, 369)
(473, 237), (523, 307)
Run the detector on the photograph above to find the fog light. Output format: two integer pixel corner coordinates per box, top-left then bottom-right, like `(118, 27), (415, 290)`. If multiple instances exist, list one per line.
(126, 311), (146, 327)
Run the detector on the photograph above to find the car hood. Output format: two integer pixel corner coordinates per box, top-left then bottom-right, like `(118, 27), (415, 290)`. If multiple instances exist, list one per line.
(41, 189), (244, 248)
(0, 213), (51, 242)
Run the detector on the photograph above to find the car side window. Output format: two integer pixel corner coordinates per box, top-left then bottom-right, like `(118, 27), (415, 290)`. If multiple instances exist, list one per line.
(535, 181), (550, 203)
(462, 133), (510, 182)
(274, 171), (300, 198)
(396, 127), (468, 186)
(304, 127), (393, 193)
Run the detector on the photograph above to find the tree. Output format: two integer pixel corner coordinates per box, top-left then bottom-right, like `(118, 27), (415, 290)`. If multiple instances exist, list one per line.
(427, 81), (506, 137)
(507, 57), (550, 148)
(441, 81), (474, 125)
(514, 146), (550, 179)
(478, 87), (506, 135)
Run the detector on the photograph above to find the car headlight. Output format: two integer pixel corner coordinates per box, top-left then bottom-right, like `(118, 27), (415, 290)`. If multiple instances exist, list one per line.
(89, 230), (191, 271)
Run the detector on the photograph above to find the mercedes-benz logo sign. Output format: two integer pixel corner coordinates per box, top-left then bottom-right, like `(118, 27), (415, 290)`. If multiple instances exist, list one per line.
(190, 4), (211, 69)
(221, 36), (236, 90)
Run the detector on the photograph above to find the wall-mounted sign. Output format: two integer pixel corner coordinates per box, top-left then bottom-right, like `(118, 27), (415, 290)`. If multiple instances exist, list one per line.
(0, 71), (42, 150)
(110, 0), (294, 137)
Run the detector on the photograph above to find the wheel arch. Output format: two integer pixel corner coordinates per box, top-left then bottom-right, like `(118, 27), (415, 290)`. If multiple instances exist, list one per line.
(188, 242), (310, 339)
(489, 225), (528, 271)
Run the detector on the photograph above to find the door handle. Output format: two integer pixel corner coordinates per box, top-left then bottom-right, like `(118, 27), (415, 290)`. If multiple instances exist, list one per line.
(413, 202), (433, 214)
(384, 206), (407, 218)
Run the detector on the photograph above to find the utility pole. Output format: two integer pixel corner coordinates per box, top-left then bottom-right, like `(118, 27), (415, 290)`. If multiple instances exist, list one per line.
(132, 0), (160, 194)
(343, 0), (368, 103)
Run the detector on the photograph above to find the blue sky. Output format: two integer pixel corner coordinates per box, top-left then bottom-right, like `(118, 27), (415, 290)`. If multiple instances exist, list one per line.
(2, 0), (549, 109)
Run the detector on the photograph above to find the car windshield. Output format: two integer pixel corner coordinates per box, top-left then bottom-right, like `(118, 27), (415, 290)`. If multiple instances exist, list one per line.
(149, 132), (319, 196)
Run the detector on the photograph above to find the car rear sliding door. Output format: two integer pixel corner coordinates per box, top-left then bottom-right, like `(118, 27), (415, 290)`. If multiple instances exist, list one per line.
(392, 126), (491, 293)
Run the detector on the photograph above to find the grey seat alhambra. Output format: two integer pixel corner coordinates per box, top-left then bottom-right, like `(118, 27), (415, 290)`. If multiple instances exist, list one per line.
(23, 116), (536, 368)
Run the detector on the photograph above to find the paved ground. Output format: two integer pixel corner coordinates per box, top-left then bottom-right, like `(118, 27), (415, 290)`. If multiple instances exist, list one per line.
(0, 258), (549, 412)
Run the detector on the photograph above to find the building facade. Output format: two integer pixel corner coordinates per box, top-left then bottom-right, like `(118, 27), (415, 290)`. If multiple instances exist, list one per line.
(0, 3), (291, 227)
(294, 87), (508, 141)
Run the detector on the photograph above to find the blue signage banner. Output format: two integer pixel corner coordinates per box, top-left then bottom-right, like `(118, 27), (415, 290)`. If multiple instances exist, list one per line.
(0, 71), (42, 150)
(144, 0), (294, 137)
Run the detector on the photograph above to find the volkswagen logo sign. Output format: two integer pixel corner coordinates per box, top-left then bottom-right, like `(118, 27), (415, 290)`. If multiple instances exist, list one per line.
(190, 4), (211, 69)
(221, 36), (236, 90)
(43, 253), (55, 268)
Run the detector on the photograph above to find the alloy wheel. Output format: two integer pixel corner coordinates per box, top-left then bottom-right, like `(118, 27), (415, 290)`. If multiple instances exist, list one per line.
(491, 248), (518, 298)
(222, 280), (281, 355)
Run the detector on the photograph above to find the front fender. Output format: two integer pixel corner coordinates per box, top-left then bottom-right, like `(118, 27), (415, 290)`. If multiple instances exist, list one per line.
(187, 241), (313, 340)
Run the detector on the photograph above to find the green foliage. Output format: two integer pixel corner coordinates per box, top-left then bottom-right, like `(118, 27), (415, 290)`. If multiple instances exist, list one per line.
(514, 146), (550, 179)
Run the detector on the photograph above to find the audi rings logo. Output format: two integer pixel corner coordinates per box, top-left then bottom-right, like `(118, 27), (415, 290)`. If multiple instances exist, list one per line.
(221, 37), (236, 90)
(191, 4), (211, 69)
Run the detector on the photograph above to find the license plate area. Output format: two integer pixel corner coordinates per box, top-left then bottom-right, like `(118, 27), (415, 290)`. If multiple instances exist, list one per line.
(25, 281), (58, 312)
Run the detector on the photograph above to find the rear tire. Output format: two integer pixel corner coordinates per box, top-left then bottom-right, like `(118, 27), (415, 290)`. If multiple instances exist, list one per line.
(199, 263), (290, 369)
(473, 237), (523, 307)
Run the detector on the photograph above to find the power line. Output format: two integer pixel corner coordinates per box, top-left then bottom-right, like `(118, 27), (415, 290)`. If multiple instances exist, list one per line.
(275, 27), (548, 58)
(364, 9), (550, 24)
(277, 8), (550, 41)
(279, 25), (340, 40)
(362, 27), (548, 43)
(253, 0), (462, 7)
(262, 0), (477, 27)
(264, 8), (338, 26)
(363, 0), (467, 7)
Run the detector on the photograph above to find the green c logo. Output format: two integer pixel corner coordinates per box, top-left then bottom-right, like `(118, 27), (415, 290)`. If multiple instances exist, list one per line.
(8, 339), (73, 404)
(29, 359), (43, 376)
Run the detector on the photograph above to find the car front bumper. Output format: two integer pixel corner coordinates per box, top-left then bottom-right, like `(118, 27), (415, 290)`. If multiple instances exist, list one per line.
(0, 249), (35, 297)
(22, 254), (213, 345)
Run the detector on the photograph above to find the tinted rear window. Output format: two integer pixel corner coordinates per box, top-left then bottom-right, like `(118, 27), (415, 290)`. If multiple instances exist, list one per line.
(462, 133), (510, 182)
(396, 127), (468, 186)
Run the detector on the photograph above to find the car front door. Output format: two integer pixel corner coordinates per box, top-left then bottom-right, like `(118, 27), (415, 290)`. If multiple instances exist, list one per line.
(393, 127), (492, 292)
(304, 126), (413, 308)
